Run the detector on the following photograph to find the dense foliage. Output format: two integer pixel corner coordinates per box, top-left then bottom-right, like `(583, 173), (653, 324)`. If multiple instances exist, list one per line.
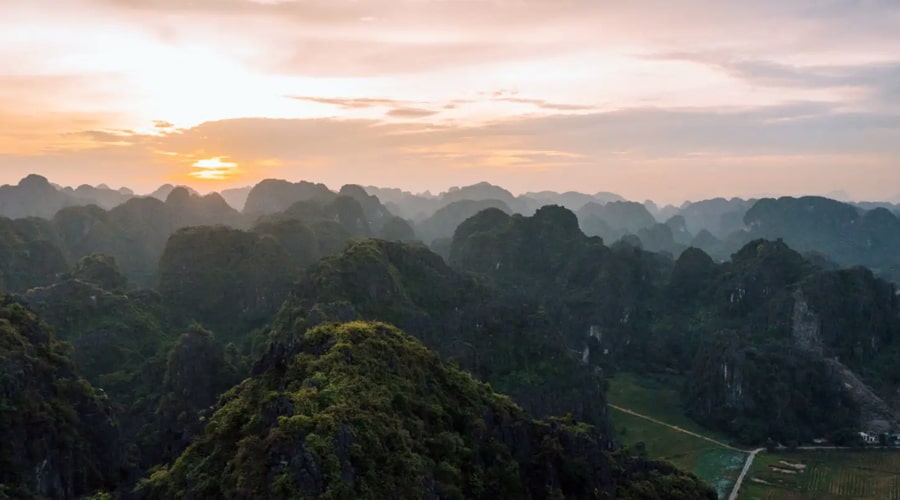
(281, 238), (612, 434)
(0, 216), (68, 292)
(158, 226), (295, 342)
(449, 208), (900, 443)
(684, 334), (859, 444)
(0, 298), (126, 499)
(3, 174), (900, 497)
(140, 322), (714, 499)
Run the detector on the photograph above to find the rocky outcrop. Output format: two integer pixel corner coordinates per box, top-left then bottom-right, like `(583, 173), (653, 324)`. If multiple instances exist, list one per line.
(791, 290), (822, 355)
(685, 333), (859, 444)
(0, 298), (126, 498)
(791, 281), (900, 432)
(145, 327), (243, 468)
(825, 359), (899, 434)
(140, 322), (715, 499)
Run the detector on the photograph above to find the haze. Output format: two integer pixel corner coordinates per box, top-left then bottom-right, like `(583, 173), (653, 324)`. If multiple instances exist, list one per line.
(2, 0), (899, 204)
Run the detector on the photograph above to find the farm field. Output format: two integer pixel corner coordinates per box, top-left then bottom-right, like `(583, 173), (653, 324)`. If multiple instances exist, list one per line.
(739, 449), (900, 500)
(607, 372), (747, 498)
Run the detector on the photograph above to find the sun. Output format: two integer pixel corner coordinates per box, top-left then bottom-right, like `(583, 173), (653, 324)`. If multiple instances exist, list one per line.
(189, 157), (239, 181)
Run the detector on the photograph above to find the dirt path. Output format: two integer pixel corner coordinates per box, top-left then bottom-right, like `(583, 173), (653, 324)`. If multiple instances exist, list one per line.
(728, 448), (765, 500)
(608, 404), (744, 452)
(609, 404), (756, 499)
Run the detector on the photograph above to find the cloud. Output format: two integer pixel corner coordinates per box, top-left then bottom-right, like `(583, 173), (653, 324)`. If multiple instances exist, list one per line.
(265, 39), (574, 78)
(386, 107), (438, 118)
(288, 95), (441, 119)
(5, 0), (900, 202)
(4, 98), (900, 202)
(69, 129), (139, 145)
(288, 96), (413, 109)
(493, 97), (596, 112)
(645, 52), (900, 109)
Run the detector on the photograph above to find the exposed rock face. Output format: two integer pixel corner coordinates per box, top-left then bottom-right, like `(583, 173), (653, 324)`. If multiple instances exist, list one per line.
(685, 333), (859, 445)
(791, 280), (900, 432)
(825, 359), (899, 434)
(146, 327), (243, 468)
(791, 290), (822, 355)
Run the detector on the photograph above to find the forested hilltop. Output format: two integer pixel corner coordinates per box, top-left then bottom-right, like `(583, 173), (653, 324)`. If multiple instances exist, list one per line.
(0, 173), (898, 498)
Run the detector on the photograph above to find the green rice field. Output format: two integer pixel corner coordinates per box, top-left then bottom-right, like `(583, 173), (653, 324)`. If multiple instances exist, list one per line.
(607, 372), (747, 498)
(739, 449), (900, 500)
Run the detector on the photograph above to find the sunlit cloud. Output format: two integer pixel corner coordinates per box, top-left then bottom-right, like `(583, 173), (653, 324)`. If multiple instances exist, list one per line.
(1, 0), (900, 201)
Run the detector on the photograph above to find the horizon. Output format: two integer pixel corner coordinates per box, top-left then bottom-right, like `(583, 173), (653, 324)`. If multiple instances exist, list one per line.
(6, 172), (899, 208)
(2, 1), (900, 204)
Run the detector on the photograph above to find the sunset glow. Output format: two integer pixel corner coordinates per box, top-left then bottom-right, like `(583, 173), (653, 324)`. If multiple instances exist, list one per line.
(1, 1), (899, 202)
(190, 157), (240, 181)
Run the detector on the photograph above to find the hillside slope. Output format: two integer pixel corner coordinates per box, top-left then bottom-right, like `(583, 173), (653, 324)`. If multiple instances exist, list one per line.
(140, 321), (714, 499)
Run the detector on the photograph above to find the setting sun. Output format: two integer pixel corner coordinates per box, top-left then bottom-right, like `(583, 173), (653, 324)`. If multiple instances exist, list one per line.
(190, 157), (239, 181)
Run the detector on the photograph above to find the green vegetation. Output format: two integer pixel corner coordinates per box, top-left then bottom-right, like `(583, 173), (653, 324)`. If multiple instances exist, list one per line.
(281, 238), (612, 432)
(140, 324), (244, 468)
(0, 216), (68, 292)
(608, 373), (747, 498)
(0, 297), (126, 499)
(71, 253), (128, 292)
(685, 335), (859, 445)
(608, 373), (733, 443)
(4, 184), (900, 498)
(52, 188), (246, 286)
(21, 263), (170, 390)
(158, 225), (295, 342)
(140, 321), (715, 499)
(739, 450), (900, 500)
(449, 207), (899, 445)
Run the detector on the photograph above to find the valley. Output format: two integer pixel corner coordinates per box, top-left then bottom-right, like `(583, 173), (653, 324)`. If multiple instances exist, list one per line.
(608, 372), (900, 499)
(1, 174), (899, 498)
(608, 373), (746, 498)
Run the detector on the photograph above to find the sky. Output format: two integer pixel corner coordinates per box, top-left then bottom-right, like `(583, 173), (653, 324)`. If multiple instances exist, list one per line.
(1, 0), (899, 204)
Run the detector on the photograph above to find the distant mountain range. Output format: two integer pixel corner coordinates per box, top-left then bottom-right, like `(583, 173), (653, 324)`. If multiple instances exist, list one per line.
(4, 174), (898, 222)
(2, 174), (899, 285)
